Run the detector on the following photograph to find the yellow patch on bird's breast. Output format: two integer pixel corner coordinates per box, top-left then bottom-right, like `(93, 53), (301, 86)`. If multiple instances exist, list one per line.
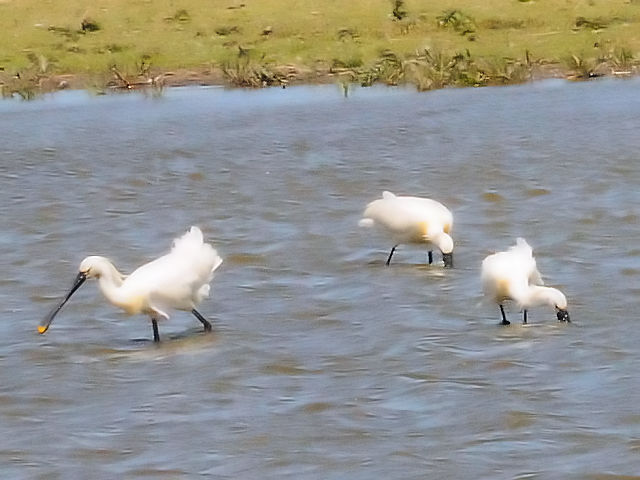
(495, 278), (511, 298)
(118, 295), (146, 315)
(418, 221), (430, 239)
(443, 223), (451, 234)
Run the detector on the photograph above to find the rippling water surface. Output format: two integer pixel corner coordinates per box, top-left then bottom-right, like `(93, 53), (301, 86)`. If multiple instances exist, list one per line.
(1, 79), (640, 478)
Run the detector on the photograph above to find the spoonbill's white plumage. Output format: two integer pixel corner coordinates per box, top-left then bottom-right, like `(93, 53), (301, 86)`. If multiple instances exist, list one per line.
(39, 226), (223, 342)
(481, 238), (569, 325)
(359, 191), (454, 267)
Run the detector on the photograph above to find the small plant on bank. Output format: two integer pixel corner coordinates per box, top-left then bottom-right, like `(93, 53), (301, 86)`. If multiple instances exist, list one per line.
(215, 25), (241, 36)
(481, 54), (532, 84)
(0, 52), (55, 100)
(337, 28), (359, 42)
(602, 46), (636, 74)
(332, 56), (364, 70)
(165, 9), (191, 23)
(565, 53), (605, 79)
(612, 47), (634, 68)
(437, 10), (476, 37)
(221, 48), (286, 87)
(0, 70), (37, 100)
(360, 50), (404, 86)
(391, 0), (408, 21)
(574, 16), (608, 31)
(407, 48), (486, 90)
(81, 17), (101, 32)
(136, 54), (152, 78)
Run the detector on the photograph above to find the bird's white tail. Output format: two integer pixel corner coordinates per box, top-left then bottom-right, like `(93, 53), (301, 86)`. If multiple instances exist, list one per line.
(511, 237), (533, 256)
(173, 226), (223, 278)
(173, 226), (204, 251)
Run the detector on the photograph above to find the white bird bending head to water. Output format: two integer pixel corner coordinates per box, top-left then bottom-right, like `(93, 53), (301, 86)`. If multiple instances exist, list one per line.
(39, 226), (223, 342)
(481, 237), (569, 325)
(359, 191), (454, 267)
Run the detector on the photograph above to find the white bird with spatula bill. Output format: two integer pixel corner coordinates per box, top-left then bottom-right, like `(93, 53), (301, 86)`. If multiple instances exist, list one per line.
(38, 226), (222, 342)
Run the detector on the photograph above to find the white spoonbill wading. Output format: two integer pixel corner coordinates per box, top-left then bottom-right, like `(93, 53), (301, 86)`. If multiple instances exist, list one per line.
(38, 226), (223, 342)
(481, 238), (570, 325)
(359, 191), (454, 267)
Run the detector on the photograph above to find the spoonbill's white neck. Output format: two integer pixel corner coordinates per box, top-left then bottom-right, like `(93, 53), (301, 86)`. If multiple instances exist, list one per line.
(430, 231), (454, 254)
(518, 284), (567, 310)
(80, 256), (129, 307)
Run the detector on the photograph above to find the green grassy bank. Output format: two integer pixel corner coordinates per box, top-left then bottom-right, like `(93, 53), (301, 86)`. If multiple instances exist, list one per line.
(1, 0), (640, 96)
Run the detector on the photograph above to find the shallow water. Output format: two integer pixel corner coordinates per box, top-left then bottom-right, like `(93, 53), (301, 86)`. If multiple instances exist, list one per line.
(1, 79), (640, 478)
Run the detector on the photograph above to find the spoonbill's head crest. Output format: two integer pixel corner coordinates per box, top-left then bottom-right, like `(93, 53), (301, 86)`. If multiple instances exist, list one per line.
(79, 255), (110, 279)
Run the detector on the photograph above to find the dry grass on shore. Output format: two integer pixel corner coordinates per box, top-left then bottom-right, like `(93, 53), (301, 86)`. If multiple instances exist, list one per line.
(1, 0), (640, 97)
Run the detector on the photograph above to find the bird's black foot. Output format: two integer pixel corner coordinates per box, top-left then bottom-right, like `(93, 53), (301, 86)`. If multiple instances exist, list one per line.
(192, 309), (213, 332)
(499, 305), (509, 325)
(442, 252), (453, 268)
(151, 318), (160, 342)
(386, 245), (398, 266)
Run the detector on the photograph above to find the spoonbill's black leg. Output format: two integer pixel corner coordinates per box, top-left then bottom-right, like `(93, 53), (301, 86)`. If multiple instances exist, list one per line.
(192, 309), (212, 332)
(151, 317), (160, 342)
(499, 305), (510, 325)
(428, 251), (433, 265)
(523, 310), (528, 324)
(442, 253), (453, 268)
(386, 245), (399, 266)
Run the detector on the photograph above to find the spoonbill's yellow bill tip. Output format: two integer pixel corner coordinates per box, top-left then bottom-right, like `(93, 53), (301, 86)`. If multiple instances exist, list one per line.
(37, 325), (48, 334)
